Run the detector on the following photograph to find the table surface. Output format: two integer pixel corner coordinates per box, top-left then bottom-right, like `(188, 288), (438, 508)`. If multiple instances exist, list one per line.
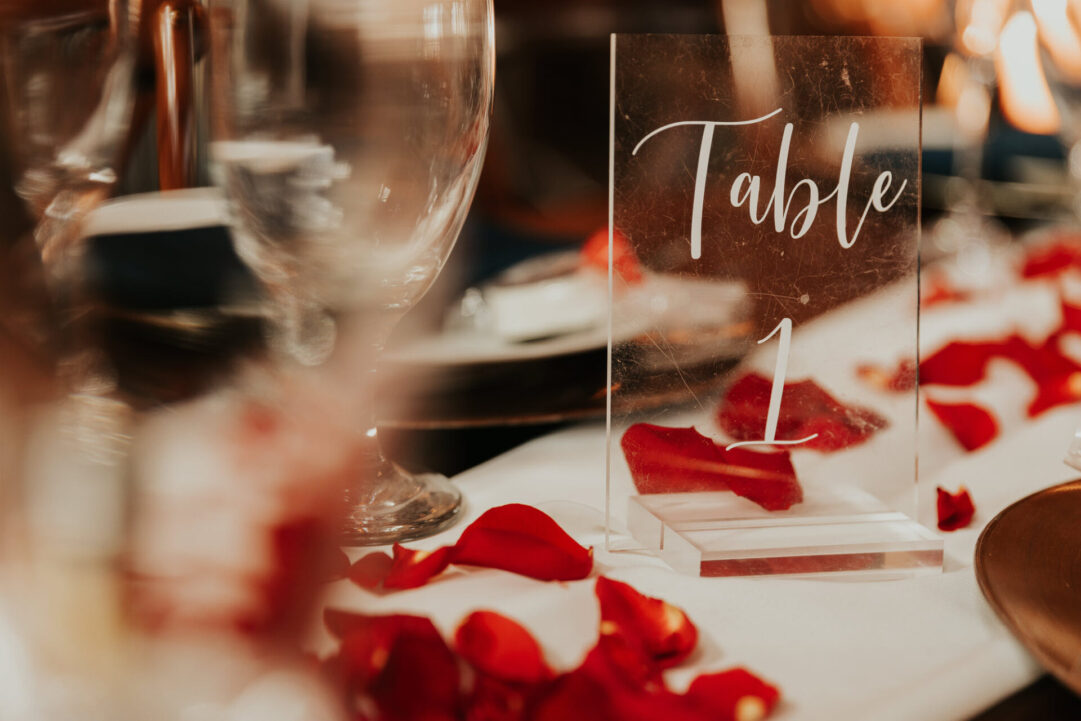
(370, 252), (1081, 720)
(383, 420), (1081, 721)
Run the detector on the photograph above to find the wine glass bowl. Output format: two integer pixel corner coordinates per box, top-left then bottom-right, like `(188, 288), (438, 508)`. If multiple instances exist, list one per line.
(209, 0), (494, 543)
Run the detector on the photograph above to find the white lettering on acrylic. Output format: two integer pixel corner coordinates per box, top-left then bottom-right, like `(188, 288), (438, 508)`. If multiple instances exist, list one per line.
(632, 110), (906, 259)
(725, 317), (819, 451)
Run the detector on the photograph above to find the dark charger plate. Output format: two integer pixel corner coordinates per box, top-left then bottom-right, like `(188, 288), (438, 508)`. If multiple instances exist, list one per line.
(975, 479), (1081, 696)
(376, 341), (745, 430)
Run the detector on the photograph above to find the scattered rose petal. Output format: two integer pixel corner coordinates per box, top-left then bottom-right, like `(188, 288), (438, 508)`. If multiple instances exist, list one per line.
(1060, 299), (1081, 333)
(620, 423), (735, 494)
(327, 612), (461, 721)
(1028, 370), (1081, 417)
(925, 399), (999, 451)
(323, 607), (369, 639)
(455, 611), (552, 684)
(717, 373), (887, 452)
(347, 506), (594, 592)
(332, 612), (441, 691)
(347, 551), (392, 590)
(324, 547), (351, 582)
(465, 674), (544, 721)
(581, 227), (643, 283)
(323, 589), (785, 721)
(535, 642), (709, 721)
(936, 486), (976, 531)
(581, 633), (665, 690)
(595, 577), (697, 670)
(1021, 237), (1081, 278)
(529, 668), (618, 721)
(919, 340), (1001, 386)
(450, 504), (593, 581)
(364, 617), (461, 721)
(685, 668), (781, 721)
(254, 517), (336, 640)
(922, 333), (1081, 418)
(921, 274), (969, 306)
(997, 335), (1080, 384)
(621, 424), (802, 511)
(719, 446), (803, 510)
(921, 335), (1081, 388)
(856, 359), (917, 392)
(384, 544), (454, 590)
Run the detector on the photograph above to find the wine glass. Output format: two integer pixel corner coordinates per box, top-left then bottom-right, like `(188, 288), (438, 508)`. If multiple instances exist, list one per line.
(208, 0), (494, 544)
(1, 1), (138, 277)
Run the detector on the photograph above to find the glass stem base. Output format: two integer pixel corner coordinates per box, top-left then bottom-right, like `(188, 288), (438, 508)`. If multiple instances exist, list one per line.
(341, 455), (462, 546)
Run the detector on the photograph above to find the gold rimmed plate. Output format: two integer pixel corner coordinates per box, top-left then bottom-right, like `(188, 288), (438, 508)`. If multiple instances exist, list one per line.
(975, 479), (1081, 695)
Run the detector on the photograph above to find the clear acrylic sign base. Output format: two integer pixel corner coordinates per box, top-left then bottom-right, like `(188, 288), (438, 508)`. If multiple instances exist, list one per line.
(627, 485), (942, 579)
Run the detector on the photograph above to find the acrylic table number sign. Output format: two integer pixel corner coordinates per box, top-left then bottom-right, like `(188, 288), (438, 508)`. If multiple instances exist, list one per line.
(606, 35), (943, 578)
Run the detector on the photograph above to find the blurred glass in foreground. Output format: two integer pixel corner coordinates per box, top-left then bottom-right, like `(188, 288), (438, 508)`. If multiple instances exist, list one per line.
(208, 0), (494, 544)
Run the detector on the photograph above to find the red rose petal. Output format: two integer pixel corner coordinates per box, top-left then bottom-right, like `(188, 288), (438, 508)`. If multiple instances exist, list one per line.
(621, 424), (803, 511)
(364, 617), (461, 721)
(717, 374), (887, 452)
(346, 551), (393, 590)
(921, 274), (968, 306)
(384, 544), (454, 590)
(856, 359), (917, 392)
(925, 400), (999, 451)
(324, 607), (369, 639)
(327, 612), (461, 720)
(716, 374), (801, 441)
(595, 576), (698, 670)
(1061, 300), (1081, 333)
(920, 335), (1081, 390)
(721, 446), (803, 510)
(465, 674), (545, 721)
(529, 669), (617, 721)
(1021, 237), (1081, 278)
(581, 227), (643, 283)
(455, 610), (552, 684)
(936, 486), (976, 532)
(919, 341), (1000, 386)
(332, 612), (440, 690)
(684, 668), (781, 721)
(324, 547), (351, 582)
(253, 516), (335, 640)
(533, 646), (710, 721)
(1028, 371), (1081, 417)
(999, 335), (1080, 383)
(581, 633), (665, 689)
(620, 423), (734, 494)
(450, 504), (593, 581)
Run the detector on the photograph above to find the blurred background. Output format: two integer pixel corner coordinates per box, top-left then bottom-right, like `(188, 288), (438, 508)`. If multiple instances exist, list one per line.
(383, 0), (1081, 471)
(1, 1), (1080, 719)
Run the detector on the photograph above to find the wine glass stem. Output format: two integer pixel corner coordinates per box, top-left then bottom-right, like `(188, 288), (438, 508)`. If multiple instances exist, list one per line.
(355, 307), (407, 499)
(341, 307), (463, 545)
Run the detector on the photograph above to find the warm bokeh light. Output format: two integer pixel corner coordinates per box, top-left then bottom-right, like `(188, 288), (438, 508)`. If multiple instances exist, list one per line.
(807, 0), (949, 38)
(1031, 0), (1081, 84)
(957, 0), (1011, 56)
(996, 10), (1062, 135)
(721, 0), (780, 118)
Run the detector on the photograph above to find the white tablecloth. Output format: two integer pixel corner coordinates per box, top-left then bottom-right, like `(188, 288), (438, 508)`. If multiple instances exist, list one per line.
(321, 256), (1081, 720)
(321, 410), (1081, 720)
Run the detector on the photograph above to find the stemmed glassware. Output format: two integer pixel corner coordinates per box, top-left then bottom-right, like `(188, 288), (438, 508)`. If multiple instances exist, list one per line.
(209, 0), (494, 543)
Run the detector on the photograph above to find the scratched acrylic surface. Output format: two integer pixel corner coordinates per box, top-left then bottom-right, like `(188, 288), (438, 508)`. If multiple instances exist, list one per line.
(607, 35), (923, 544)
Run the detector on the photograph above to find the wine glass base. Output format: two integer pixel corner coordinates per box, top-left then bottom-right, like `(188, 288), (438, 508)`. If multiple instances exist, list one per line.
(341, 472), (463, 546)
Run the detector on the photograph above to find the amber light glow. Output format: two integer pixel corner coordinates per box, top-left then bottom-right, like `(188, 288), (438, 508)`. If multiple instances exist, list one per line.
(1031, 0), (1081, 83)
(995, 10), (1061, 135)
